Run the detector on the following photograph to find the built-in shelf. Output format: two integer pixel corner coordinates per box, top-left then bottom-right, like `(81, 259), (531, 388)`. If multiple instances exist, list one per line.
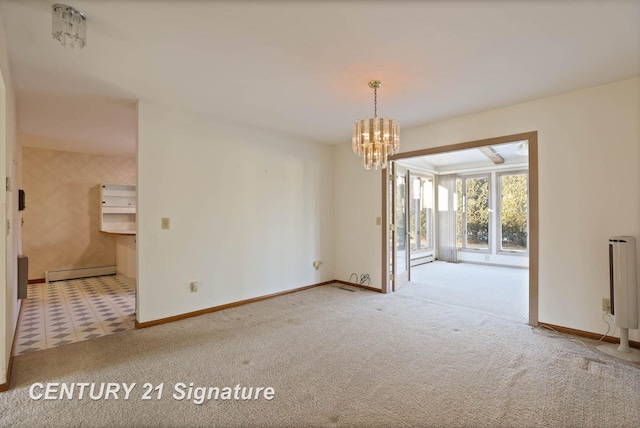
(100, 183), (136, 233)
(102, 206), (136, 214)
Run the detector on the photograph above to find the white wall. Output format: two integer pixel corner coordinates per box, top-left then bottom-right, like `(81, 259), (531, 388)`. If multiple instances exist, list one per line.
(335, 77), (640, 339)
(137, 101), (334, 323)
(0, 13), (20, 388)
(334, 144), (383, 288)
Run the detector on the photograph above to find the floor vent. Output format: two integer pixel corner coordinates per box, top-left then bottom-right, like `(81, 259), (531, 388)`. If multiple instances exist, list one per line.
(46, 265), (117, 282)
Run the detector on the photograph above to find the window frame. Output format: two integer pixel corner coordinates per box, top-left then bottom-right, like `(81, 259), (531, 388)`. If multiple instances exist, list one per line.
(496, 169), (529, 256)
(409, 173), (435, 253)
(457, 173), (491, 254)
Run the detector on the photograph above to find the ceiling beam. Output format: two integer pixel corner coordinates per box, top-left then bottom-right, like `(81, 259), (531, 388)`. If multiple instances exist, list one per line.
(478, 147), (504, 164)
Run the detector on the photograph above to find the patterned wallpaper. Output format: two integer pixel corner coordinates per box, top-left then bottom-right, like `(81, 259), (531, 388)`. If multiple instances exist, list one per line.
(22, 147), (137, 279)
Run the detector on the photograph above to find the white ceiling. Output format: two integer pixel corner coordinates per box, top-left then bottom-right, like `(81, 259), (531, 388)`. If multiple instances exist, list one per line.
(398, 142), (528, 172)
(1, 0), (639, 157)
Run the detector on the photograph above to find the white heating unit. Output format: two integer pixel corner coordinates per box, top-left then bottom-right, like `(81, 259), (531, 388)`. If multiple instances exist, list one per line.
(597, 236), (640, 362)
(46, 265), (117, 282)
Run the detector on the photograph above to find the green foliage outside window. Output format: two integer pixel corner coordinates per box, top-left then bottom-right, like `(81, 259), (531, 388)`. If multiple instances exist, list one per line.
(456, 173), (527, 252)
(465, 177), (489, 246)
(500, 174), (527, 250)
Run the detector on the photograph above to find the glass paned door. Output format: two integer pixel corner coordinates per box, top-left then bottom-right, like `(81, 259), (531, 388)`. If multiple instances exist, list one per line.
(392, 163), (410, 290)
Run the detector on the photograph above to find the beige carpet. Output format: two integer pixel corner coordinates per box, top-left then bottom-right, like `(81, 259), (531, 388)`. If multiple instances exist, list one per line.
(1, 282), (640, 427)
(405, 261), (528, 323)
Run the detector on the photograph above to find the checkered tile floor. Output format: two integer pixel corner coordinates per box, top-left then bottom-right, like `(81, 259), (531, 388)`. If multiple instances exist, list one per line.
(14, 275), (136, 356)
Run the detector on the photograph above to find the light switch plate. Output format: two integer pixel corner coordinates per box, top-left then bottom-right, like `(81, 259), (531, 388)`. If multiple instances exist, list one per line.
(161, 217), (170, 229)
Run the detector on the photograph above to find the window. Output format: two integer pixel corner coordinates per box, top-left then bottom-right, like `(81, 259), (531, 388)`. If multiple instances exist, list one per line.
(409, 175), (434, 253)
(457, 174), (490, 251)
(498, 171), (528, 254)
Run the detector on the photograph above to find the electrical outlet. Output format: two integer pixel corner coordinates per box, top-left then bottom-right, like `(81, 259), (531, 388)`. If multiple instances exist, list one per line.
(602, 298), (611, 312)
(190, 281), (199, 293)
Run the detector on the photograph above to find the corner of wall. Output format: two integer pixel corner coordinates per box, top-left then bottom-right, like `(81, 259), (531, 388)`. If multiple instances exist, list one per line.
(0, 9), (20, 387)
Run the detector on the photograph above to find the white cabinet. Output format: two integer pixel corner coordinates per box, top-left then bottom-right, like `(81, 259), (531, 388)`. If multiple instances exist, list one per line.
(100, 183), (136, 233)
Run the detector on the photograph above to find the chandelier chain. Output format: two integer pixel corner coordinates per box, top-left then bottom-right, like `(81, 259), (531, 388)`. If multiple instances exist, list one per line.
(374, 87), (377, 118)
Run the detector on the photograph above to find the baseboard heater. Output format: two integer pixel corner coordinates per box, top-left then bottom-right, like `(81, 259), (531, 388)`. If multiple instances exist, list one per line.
(46, 265), (117, 282)
(411, 254), (435, 267)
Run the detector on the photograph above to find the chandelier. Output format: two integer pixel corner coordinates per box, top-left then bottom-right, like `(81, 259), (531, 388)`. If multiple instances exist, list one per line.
(52, 4), (87, 49)
(352, 80), (400, 170)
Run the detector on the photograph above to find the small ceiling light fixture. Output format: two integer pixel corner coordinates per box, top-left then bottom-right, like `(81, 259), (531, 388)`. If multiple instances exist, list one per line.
(52, 4), (86, 49)
(514, 141), (529, 156)
(352, 80), (400, 170)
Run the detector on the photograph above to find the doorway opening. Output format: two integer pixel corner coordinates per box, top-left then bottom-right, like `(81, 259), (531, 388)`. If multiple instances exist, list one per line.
(382, 132), (538, 326)
(14, 97), (138, 355)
